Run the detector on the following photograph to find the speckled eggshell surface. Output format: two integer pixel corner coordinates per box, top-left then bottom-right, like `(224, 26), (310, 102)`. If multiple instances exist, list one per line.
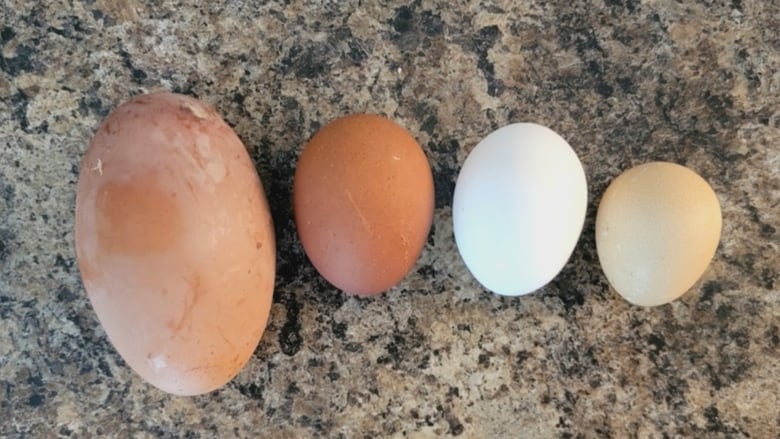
(596, 161), (722, 306)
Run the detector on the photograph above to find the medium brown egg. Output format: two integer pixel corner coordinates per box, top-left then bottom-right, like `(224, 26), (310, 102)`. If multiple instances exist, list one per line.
(293, 114), (434, 296)
(596, 162), (722, 306)
(75, 92), (275, 395)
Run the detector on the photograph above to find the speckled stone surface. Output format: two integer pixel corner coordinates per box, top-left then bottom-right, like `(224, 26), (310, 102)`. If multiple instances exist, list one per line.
(1, 0), (779, 437)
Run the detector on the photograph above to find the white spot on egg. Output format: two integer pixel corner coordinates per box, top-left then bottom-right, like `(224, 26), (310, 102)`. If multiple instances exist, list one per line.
(91, 159), (103, 175)
(149, 353), (168, 371)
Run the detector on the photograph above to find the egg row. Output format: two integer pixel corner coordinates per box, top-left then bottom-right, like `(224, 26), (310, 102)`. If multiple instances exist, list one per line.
(74, 92), (722, 395)
(295, 107), (722, 308)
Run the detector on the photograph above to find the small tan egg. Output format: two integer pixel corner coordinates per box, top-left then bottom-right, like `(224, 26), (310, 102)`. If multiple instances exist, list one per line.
(75, 92), (276, 395)
(595, 162), (722, 306)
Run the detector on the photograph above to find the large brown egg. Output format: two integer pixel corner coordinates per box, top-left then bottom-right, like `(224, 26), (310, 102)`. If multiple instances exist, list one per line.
(293, 114), (434, 296)
(75, 92), (275, 395)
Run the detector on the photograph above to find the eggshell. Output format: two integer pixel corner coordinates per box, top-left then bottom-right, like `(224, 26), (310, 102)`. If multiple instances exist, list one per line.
(453, 123), (588, 296)
(595, 162), (722, 306)
(293, 114), (434, 296)
(75, 92), (275, 395)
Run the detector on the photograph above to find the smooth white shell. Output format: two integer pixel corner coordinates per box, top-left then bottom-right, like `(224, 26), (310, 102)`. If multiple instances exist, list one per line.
(453, 123), (588, 296)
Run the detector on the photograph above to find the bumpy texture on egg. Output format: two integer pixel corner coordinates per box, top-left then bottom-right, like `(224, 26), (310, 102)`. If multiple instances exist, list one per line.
(596, 162), (722, 307)
(75, 92), (276, 395)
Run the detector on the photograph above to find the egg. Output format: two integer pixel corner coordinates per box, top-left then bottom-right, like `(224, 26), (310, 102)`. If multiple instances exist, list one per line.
(453, 123), (588, 296)
(293, 114), (434, 296)
(75, 92), (276, 395)
(595, 162), (722, 306)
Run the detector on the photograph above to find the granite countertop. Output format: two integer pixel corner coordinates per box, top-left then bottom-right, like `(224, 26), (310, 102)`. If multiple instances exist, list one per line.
(1, 0), (779, 437)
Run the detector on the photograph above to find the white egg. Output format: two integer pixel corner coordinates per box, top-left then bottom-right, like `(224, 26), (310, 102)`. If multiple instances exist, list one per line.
(453, 123), (588, 296)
